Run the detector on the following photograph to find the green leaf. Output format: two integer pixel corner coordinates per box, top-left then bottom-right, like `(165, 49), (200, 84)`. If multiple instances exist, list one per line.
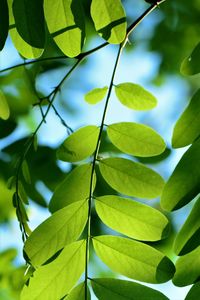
(0, 0), (9, 50)
(172, 89), (200, 148)
(92, 235), (175, 283)
(0, 90), (10, 120)
(22, 160), (31, 184)
(99, 157), (164, 199)
(90, 0), (126, 44)
(185, 282), (200, 300)
(18, 181), (29, 205)
(161, 138), (200, 211)
(115, 83), (157, 110)
(21, 240), (86, 300)
(57, 125), (99, 162)
(64, 282), (91, 300)
(49, 164), (96, 213)
(173, 197), (200, 255)
(91, 278), (170, 300)
(12, 0), (45, 48)
(84, 87), (108, 105)
(44, 0), (85, 57)
(107, 122), (166, 157)
(24, 200), (88, 267)
(95, 195), (169, 241)
(181, 42), (200, 75)
(173, 246), (200, 287)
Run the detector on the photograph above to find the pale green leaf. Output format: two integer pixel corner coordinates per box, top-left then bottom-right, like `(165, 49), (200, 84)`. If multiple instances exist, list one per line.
(91, 278), (170, 300)
(185, 282), (200, 300)
(161, 138), (200, 211)
(0, 0), (9, 50)
(22, 160), (31, 184)
(174, 197), (200, 255)
(64, 282), (91, 300)
(92, 235), (175, 283)
(84, 87), (108, 104)
(24, 200), (88, 267)
(95, 195), (169, 241)
(107, 122), (166, 157)
(44, 0), (85, 57)
(172, 89), (200, 148)
(21, 240), (86, 300)
(181, 42), (200, 76)
(49, 164), (96, 213)
(173, 246), (200, 287)
(99, 157), (164, 199)
(0, 90), (10, 120)
(115, 83), (157, 110)
(90, 0), (126, 44)
(57, 125), (99, 162)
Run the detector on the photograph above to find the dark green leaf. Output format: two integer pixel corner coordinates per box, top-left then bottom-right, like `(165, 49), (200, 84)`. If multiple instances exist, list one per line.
(22, 160), (31, 184)
(181, 42), (200, 75)
(0, 0), (9, 50)
(84, 87), (108, 104)
(185, 282), (200, 300)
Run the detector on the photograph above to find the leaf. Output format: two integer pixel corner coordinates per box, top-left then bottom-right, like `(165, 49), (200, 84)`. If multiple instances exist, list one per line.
(91, 278), (170, 300)
(0, 90), (10, 120)
(115, 83), (157, 110)
(57, 125), (99, 162)
(24, 200), (88, 267)
(84, 87), (108, 105)
(173, 246), (200, 287)
(22, 160), (31, 184)
(21, 240), (86, 300)
(49, 164), (96, 213)
(99, 157), (164, 199)
(18, 181), (29, 205)
(95, 195), (169, 241)
(161, 138), (200, 211)
(90, 0), (126, 44)
(173, 197), (200, 255)
(172, 89), (200, 148)
(0, 0), (9, 50)
(64, 282), (91, 300)
(185, 282), (200, 300)
(181, 42), (200, 75)
(107, 122), (166, 157)
(92, 235), (175, 283)
(44, 0), (85, 57)
(12, 0), (45, 48)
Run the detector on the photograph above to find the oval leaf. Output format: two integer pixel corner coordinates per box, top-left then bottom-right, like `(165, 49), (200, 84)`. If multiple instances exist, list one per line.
(95, 195), (169, 241)
(57, 125), (99, 162)
(90, 0), (126, 44)
(91, 278), (170, 300)
(173, 246), (200, 287)
(0, 90), (10, 120)
(107, 122), (166, 157)
(185, 282), (200, 300)
(64, 283), (90, 300)
(174, 197), (200, 255)
(24, 200), (88, 267)
(21, 240), (86, 300)
(49, 164), (96, 213)
(115, 82), (157, 110)
(172, 89), (200, 148)
(181, 42), (200, 76)
(44, 0), (85, 57)
(0, 0), (9, 50)
(22, 160), (31, 184)
(161, 138), (200, 211)
(84, 87), (108, 105)
(92, 235), (175, 283)
(99, 157), (164, 199)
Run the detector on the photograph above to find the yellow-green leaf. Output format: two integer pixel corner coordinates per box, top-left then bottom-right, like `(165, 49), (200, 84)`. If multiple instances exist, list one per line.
(64, 283), (91, 300)
(84, 87), (108, 104)
(0, 90), (10, 120)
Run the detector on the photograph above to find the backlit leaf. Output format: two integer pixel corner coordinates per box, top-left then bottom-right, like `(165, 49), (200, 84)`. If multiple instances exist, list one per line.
(181, 42), (200, 75)
(22, 160), (31, 184)
(161, 138), (200, 211)
(57, 125), (99, 162)
(91, 278), (170, 300)
(44, 0), (85, 57)
(90, 0), (126, 44)
(115, 83), (157, 110)
(21, 240), (86, 300)
(173, 246), (200, 287)
(24, 200), (88, 267)
(92, 235), (175, 283)
(95, 195), (169, 241)
(49, 164), (96, 213)
(107, 122), (166, 157)
(0, 90), (10, 120)
(0, 0), (9, 50)
(172, 89), (200, 148)
(84, 87), (108, 105)
(99, 157), (164, 198)
(185, 282), (200, 300)
(64, 282), (90, 300)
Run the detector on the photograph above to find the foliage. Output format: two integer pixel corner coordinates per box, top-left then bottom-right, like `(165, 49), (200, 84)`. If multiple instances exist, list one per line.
(0, 0), (200, 299)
